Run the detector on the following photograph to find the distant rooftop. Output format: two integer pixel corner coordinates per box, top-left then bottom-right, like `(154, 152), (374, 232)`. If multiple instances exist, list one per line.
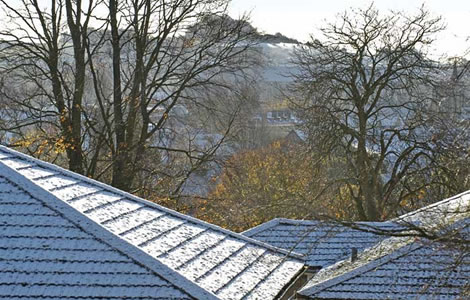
(243, 218), (393, 268)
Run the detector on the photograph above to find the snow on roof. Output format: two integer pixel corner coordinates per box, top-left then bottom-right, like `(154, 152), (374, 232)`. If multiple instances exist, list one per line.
(243, 218), (393, 268)
(298, 191), (470, 299)
(394, 189), (470, 227)
(0, 146), (304, 300)
(292, 129), (307, 141)
(298, 229), (470, 299)
(0, 161), (211, 299)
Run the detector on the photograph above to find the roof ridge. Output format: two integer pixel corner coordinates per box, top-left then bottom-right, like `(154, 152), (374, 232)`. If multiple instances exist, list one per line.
(242, 219), (281, 236)
(277, 218), (321, 226)
(394, 190), (470, 221)
(242, 218), (390, 236)
(298, 237), (422, 297)
(0, 159), (220, 300)
(0, 146), (304, 260)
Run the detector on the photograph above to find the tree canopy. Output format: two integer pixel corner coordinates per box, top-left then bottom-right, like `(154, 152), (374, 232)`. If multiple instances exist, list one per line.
(290, 5), (454, 221)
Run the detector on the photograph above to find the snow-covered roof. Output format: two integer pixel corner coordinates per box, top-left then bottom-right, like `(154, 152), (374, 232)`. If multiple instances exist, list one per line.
(298, 191), (470, 299)
(298, 229), (470, 299)
(285, 130), (307, 143)
(0, 146), (304, 300)
(395, 190), (470, 227)
(243, 218), (393, 268)
(0, 161), (212, 299)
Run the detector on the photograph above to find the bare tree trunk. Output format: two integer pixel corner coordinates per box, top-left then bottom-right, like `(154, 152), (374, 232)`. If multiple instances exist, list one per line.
(64, 0), (88, 174)
(109, 0), (130, 190)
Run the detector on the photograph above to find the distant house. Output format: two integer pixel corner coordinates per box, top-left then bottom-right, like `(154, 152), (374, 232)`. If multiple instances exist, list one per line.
(0, 146), (306, 300)
(285, 129), (307, 144)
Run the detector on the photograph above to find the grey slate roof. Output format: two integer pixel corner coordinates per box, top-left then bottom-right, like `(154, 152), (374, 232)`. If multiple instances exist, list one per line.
(0, 161), (212, 299)
(298, 191), (470, 299)
(0, 146), (304, 300)
(243, 218), (393, 268)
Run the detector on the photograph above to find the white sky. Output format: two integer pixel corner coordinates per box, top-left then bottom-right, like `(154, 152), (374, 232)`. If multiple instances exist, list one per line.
(2, 1), (468, 57)
(229, 0), (470, 57)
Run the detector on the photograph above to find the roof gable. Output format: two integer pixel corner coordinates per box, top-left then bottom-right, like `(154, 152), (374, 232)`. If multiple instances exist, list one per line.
(0, 146), (304, 300)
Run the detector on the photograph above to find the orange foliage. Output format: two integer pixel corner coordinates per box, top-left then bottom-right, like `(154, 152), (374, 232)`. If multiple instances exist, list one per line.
(194, 140), (327, 232)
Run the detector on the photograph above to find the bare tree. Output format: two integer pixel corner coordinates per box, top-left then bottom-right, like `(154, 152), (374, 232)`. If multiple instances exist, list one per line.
(0, 0), (101, 174)
(0, 0), (257, 196)
(96, 1), (256, 192)
(425, 60), (470, 200)
(290, 5), (446, 221)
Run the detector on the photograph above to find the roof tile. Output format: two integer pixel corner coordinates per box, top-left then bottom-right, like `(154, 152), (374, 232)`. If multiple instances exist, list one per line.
(0, 146), (304, 299)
